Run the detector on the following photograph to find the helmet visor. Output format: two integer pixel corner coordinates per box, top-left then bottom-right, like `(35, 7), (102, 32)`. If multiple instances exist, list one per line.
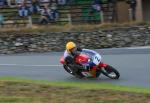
(69, 47), (77, 54)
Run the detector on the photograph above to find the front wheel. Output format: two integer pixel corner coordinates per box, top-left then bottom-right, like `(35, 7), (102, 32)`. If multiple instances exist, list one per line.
(101, 65), (120, 79)
(63, 65), (74, 75)
(63, 65), (84, 78)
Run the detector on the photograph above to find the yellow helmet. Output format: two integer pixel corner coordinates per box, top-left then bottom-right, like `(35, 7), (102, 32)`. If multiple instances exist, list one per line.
(66, 41), (76, 52)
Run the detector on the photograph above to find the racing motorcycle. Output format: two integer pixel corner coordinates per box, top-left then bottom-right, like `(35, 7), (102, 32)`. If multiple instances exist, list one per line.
(60, 49), (120, 79)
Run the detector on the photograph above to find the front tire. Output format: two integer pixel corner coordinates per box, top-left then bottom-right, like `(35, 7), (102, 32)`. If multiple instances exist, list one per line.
(63, 65), (84, 78)
(63, 65), (74, 75)
(101, 65), (120, 79)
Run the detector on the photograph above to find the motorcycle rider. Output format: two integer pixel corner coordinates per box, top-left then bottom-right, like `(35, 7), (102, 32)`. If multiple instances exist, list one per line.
(64, 41), (90, 77)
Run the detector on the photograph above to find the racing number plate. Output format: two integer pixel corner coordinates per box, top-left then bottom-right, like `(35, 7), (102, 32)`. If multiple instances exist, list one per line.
(93, 54), (101, 65)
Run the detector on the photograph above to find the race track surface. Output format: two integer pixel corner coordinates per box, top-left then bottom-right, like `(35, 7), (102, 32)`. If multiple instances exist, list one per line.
(0, 47), (150, 87)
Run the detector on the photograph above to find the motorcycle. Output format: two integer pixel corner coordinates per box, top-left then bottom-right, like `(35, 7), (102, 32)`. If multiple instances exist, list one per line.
(60, 49), (120, 79)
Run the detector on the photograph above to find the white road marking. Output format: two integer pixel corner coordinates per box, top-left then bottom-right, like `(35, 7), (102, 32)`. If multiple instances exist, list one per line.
(101, 46), (150, 51)
(0, 64), (62, 67)
(126, 46), (150, 49)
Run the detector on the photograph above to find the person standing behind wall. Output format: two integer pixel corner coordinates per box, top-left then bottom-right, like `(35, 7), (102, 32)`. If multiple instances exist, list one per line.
(0, 14), (4, 27)
(50, 0), (59, 22)
(126, 0), (137, 21)
(39, 5), (51, 24)
(18, 3), (29, 17)
(0, 0), (7, 7)
(30, 0), (40, 14)
(90, 0), (102, 23)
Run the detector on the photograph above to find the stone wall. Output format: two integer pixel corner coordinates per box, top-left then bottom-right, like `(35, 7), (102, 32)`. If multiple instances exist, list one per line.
(0, 26), (150, 54)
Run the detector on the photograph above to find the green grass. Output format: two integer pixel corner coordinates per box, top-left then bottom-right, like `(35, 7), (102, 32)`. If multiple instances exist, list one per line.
(0, 77), (150, 94)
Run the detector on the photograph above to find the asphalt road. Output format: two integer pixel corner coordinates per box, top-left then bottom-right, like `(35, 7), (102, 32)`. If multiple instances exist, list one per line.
(0, 47), (150, 87)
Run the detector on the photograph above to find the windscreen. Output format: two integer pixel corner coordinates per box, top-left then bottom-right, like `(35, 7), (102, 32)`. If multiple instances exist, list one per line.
(81, 49), (97, 59)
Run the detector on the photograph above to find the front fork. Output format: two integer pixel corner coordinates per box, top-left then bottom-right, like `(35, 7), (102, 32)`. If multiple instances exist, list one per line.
(90, 62), (108, 78)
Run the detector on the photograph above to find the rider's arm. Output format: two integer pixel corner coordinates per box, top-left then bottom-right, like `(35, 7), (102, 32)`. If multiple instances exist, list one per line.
(77, 47), (82, 52)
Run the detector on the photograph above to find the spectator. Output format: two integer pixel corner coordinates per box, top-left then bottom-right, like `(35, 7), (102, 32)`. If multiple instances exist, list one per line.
(39, 5), (51, 24)
(0, 14), (4, 27)
(30, 0), (40, 14)
(126, 0), (137, 21)
(18, 3), (29, 17)
(0, 0), (6, 7)
(88, 0), (101, 23)
(91, 0), (101, 12)
(50, 3), (59, 21)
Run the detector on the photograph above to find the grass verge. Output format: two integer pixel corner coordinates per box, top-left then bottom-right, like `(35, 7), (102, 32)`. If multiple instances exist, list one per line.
(0, 77), (150, 94)
(0, 77), (150, 103)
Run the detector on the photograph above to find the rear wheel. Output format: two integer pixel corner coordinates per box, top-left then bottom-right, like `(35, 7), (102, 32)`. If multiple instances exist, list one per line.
(101, 65), (120, 79)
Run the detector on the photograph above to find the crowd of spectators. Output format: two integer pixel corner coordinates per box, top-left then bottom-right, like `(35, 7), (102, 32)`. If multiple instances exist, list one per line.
(16, 0), (61, 24)
(0, 0), (137, 26)
(0, 0), (71, 24)
(0, 0), (116, 25)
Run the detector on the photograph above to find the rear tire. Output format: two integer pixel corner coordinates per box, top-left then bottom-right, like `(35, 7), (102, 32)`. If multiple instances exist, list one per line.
(101, 65), (120, 79)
